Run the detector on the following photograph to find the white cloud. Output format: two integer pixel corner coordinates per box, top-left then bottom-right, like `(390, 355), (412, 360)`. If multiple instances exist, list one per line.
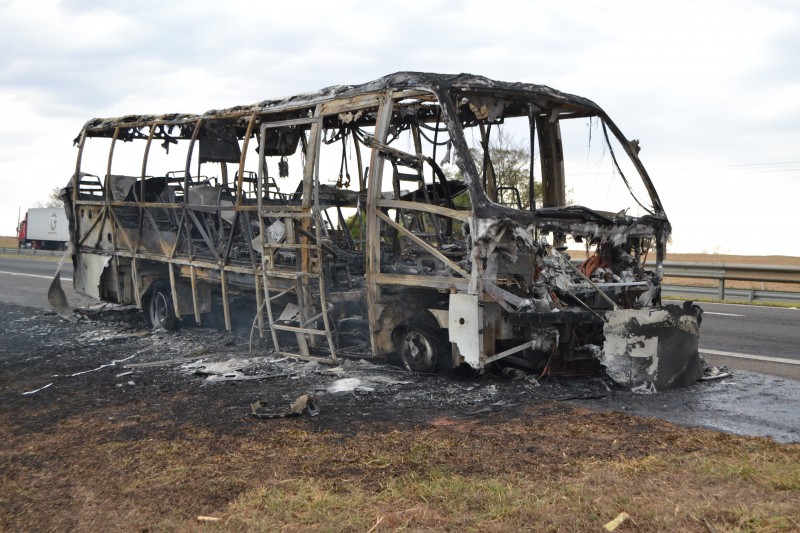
(0, 0), (798, 255)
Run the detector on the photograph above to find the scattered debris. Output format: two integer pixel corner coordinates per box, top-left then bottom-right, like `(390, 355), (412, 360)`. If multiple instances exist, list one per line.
(20, 348), (148, 396)
(178, 357), (296, 383)
(205, 372), (289, 383)
(5, 300), (799, 445)
(125, 356), (205, 368)
(251, 394), (320, 419)
(327, 377), (370, 393)
(184, 359), (252, 376)
(603, 511), (631, 531)
(366, 516), (384, 533)
(501, 366), (540, 385)
(700, 365), (732, 381)
(68, 352), (142, 377)
(74, 330), (149, 344)
(326, 374), (412, 394)
(630, 382), (657, 395)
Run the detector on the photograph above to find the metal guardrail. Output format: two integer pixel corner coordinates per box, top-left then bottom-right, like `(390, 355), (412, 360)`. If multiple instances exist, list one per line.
(564, 259), (800, 304)
(653, 261), (800, 303)
(4, 247), (800, 303)
(662, 285), (800, 304)
(0, 247), (63, 257)
(656, 261), (800, 284)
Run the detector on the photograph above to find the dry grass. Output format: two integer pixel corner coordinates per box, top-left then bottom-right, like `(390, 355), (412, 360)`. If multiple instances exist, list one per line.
(2, 406), (799, 532)
(0, 235), (17, 247)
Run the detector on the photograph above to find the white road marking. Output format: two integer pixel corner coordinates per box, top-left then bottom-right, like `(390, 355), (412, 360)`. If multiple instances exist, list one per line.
(700, 349), (800, 366)
(704, 311), (744, 317)
(0, 270), (72, 282)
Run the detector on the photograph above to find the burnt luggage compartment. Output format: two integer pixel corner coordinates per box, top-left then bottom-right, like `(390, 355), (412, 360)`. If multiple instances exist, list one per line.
(53, 72), (702, 391)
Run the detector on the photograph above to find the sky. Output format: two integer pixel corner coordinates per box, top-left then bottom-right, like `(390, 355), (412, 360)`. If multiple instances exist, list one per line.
(1, 0), (798, 256)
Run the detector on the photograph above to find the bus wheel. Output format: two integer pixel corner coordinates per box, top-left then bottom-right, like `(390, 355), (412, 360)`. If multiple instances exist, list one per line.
(396, 322), (440, 373)
(144, 283), (178, 331)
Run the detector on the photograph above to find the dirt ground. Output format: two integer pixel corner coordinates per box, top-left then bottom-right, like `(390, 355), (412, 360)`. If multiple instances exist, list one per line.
(1, 302), (799, 532)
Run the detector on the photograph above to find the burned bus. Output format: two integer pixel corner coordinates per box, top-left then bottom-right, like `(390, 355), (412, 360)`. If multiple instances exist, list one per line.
(53, 72), (702, 391)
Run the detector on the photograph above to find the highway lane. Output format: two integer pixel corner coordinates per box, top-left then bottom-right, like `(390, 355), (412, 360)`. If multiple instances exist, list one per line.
(687, 300), (800, 379)
(0, 256), (74, 280)
(1, 256), (798, 378)
(0, 255), (90, 310)
(695, 301), (800, 360)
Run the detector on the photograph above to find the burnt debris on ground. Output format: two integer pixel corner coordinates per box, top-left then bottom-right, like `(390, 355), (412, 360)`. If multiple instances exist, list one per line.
(2, 302), (799, 443)
(3, 302), (606, 433)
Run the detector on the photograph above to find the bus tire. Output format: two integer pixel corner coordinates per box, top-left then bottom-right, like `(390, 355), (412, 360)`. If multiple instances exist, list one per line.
(395, 318), (448, 374)
(144, 282), (178, 331)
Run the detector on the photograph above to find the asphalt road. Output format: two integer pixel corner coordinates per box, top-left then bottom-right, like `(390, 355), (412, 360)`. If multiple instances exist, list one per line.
(0, 256), (72, 278)
(0, 255), (93, 311)
(669, 299), (800, 380)
(1, 255), (799, 378)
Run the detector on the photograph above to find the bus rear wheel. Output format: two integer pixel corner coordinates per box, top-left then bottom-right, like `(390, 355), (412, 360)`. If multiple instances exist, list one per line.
(144, 283), (178, 331)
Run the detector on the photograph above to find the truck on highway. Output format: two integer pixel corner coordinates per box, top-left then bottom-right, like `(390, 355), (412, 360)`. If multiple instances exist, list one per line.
(18, 208), (69, 250)
(52, 72), (704, 391)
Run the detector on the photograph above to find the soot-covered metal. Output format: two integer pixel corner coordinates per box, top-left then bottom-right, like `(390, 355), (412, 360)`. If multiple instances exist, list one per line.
(51, 72), (702, 392)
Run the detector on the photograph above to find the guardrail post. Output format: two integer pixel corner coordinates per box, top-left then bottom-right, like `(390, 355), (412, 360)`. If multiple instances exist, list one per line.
(718, 278), (725, 300)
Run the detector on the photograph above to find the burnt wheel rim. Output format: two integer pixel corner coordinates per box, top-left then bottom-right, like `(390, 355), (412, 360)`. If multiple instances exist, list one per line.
(401, 329), (437, 373)
(150, 291), (171, 329)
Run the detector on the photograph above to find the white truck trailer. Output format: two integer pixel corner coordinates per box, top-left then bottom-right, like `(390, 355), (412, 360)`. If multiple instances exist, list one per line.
(18, 208), (69, 250)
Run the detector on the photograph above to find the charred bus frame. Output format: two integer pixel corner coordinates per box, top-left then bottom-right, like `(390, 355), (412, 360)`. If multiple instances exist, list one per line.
(58, 72), (703, 390)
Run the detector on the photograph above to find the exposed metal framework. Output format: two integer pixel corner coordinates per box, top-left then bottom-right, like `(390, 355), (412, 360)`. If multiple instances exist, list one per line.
(55, 72), (703, 390)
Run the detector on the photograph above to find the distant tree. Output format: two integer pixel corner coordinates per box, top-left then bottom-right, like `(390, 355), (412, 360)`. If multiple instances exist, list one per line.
(33, 186), (64, 208)
(447, 128), (545, 209)
(479, 128), (541, 209)
(345, 212), (365, 244)
(343, 129), (552, 243)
